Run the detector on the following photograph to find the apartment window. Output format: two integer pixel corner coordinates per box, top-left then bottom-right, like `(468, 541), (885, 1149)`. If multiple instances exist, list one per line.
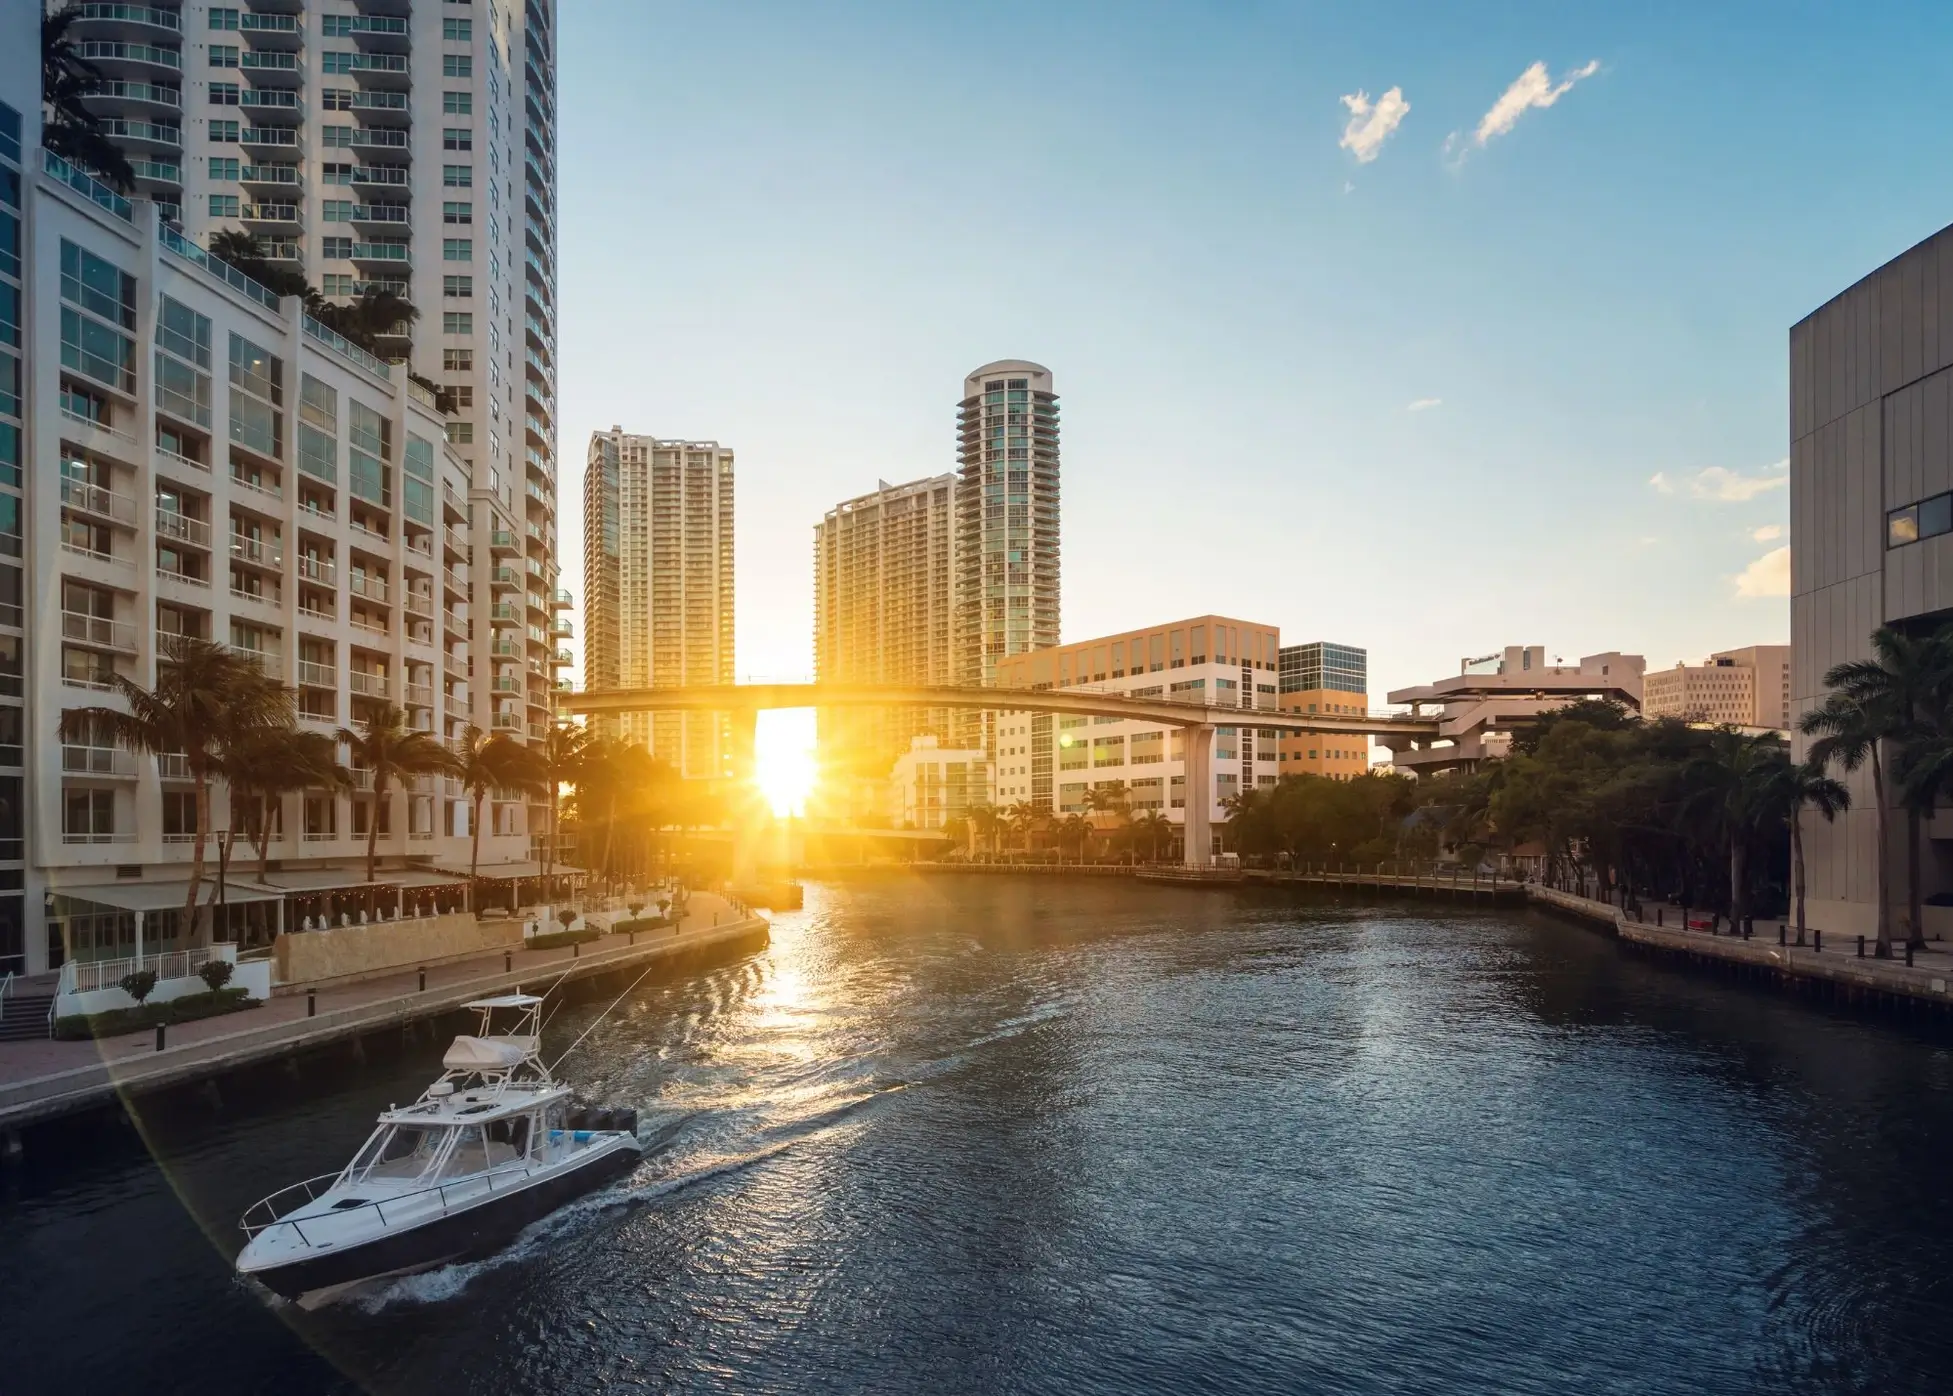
(208, 194), (240, 218)
(320, 273), (353, 296)
(443, 129), (472, 152)
(304, 795), (336, 839)
(443, 55), (473, 78)
(210, 119), (239, 142)
(210, 83), (240, 106)
(443, 91), (473, 115)
(447, 385), (473, 408)
(322, 126), (352, 148)
(443, 348), (473, 371)
(322, 162), (352, 185)
(228, 332), (284, 457)
(322, 200), (353, 222)
(1889, 505), (1921, 548)
(209, 8), (239, 29)
(64, 790), (114, 842)
(443, 18), (473, 40)
(210, 45), (239, 67)
(443, 239), (473, 262)
(321, 52), (355, 76)
(163, 791), (196, 839)
(208, 157), (240, 181)
(322, 236), (353, 259)
(443, 274), (473, 298)
(442, 201), (472, 225)
(445, 421), (473, 445)
(442, 312), (473, 334)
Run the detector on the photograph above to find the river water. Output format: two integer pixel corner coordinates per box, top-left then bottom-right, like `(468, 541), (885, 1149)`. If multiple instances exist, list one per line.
(6, 877), (1953, 1394)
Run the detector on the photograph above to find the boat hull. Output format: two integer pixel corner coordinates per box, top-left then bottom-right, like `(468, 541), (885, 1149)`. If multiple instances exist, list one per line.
(242, 1137), (641, 1301)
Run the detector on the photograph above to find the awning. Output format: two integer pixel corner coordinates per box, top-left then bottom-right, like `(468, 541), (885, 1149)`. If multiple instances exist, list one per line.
(254, 868), (391, 894)
(429, 861), (586, 880)
(53, 878), (284, 914)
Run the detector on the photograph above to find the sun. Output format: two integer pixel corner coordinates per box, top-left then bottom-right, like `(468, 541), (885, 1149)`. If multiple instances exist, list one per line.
(753, 708), (816, 816)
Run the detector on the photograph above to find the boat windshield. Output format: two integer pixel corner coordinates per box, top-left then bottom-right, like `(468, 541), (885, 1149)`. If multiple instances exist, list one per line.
(347, 1123), (451, 1183)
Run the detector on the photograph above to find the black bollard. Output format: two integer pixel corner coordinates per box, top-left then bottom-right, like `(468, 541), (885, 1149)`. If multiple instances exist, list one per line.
(307, 989), (316, 1018)
(573, 940), (579, 958)
(1815, 929), (1822, 954)
(505, 950), (513, 973)
(1657, 908), (1663, 927)
(1907, 941), (1916, 968)
(627, 930), (634, 946)
(1858, 935), (1865, 958)
(155, 1022), (166, 1052)
(418, 966), (426, 992)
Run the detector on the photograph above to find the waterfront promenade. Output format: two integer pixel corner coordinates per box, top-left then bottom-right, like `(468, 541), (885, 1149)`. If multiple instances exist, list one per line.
(0, 893), (768, 1136)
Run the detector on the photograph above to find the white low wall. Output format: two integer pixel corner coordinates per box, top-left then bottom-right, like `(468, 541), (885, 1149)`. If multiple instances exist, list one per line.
(55, 954), (271, 1019)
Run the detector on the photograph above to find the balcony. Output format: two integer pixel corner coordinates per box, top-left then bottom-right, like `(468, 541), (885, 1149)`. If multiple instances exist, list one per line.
(99, 116), (180, 151)
(492, 712), (522, 732)
(551, 588), (573, 610)
(238, 125), (299, 152)
(239, 12), (302, 47)
(240, 201), (303, 232)
(155, 509), (211, 549)
(297, 660), (335, 689)
(551, 649), (574, 667)
(70, 5), (181, 37)
(549, 619), (573, 639)
(348, 242), (410, 266)
(238, 50), (302, 86)
(63, 745), (138, 778)
(489, 566), (521, 592)
(491, 675), (521, 695)
(61, 478), (139, 529)
(230, 645), (283, 680)
(238, 89), (303, 121)
(490, 603), (521, 626)
(349, 572), (389, 604)
(75, 40), (180, 76)
(349, 671), (389, 700)
(61, 611), (138, 653)
(230, 579), (281, 608)
(229, 533), (282, 569)
(238, 162), (301, 189)
(297, 556), (337, 587)
(229, 467), (282, 504)
(405, 683), (434, 708)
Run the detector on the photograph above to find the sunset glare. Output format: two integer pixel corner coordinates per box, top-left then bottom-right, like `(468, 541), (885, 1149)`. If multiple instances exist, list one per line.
(754, 708), (817, 816)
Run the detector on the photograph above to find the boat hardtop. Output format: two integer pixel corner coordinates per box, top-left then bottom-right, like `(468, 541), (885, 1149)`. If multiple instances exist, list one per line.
(235, 993), (643, 1299)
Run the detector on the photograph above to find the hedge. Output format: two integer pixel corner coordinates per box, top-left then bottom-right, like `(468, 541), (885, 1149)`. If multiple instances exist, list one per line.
(54, 988), (258, 1041)
(526, 927), (604, 950)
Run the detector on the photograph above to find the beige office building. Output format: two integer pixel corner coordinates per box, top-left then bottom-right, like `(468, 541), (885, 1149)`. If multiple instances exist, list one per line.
(1382, 646), (1645, 776)
(1641, 646), (1792, 730)
(813, 475), (956, 794)
(582, 431), (734, 780)
(888, 736), (992, 831)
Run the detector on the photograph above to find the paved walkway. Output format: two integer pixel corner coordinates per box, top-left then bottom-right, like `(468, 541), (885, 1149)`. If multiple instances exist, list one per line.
(0, 894), (764, 1126)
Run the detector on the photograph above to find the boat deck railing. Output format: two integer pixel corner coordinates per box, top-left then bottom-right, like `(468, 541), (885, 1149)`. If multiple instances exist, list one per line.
(240, 1155), (549, 1248)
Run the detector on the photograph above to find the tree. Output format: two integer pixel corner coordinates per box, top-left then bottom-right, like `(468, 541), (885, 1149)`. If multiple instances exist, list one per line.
(966, 803), (1002, 859)
(1771, 758), (1850, 946)
(1005, 800), (1046, 858)
(1130, 811), (1173, 863)
(1054, 813), (1092, 861)
(207, 229), (312, 301)
(220, 725), (350, 878)
(537, 722), (592, 890)
(60, 639), (291, 946)
(1682, 729), (1791, 932)
(1801, 626), (1953, 953)
(453, 724), (547, 897)
(42, 9), (136, 192)
(338, 702), (460, 885)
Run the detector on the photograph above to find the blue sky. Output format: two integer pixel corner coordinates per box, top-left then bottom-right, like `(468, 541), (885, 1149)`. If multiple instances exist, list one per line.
(555, 0), (1953, 700)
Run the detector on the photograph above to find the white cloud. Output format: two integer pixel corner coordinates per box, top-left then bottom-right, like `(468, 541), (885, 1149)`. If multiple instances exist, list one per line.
(1648, 472), (1674, 494)
(1735, 545), (1790, 599)
(1342, 180), (1356, 195)
(1406, 397), (1442, 412)
(1339, 87), (1410, 164)
(1752, 523), (1784, 542)
(1451, 60), (1600, 156)
(1691, 462), (1788, 502)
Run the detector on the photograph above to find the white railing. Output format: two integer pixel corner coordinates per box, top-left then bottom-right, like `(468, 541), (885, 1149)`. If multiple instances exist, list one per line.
(297, 660), (335, 688)
(298, 556), (336, 585)
(61, 610), (138, 652)
(63, 744), (137, 776)
(156, 752), (190, 780)
(229, 533), (281, 567)
(349, 671), (388, 698)
(60, 478), (138, 525)
(156, 509), (211, 548)
(63, 944), (221, 996)
(350, 573), (388, 603)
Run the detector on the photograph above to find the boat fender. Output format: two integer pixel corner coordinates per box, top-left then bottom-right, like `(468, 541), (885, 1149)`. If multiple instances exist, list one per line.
(572, 1130), (593, 1143)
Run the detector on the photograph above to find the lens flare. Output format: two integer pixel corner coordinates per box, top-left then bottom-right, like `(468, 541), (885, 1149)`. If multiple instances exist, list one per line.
(753, 708), (816, 816)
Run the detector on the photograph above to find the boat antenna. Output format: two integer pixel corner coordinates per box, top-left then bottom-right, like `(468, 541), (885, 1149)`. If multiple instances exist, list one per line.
(547, 960), (659, 1075)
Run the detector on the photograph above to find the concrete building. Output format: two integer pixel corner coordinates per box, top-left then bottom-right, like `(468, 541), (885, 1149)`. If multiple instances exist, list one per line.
(813, 475), (956, 801)
(3, 126), (531, 976)
(1789, 220), (1953, 938)
(888, 735), (991, 832)
(1277, 641), (1369, 780)
(582, 430), (734, 780)
(991, 616), (1281, 853)
(952, 360), (1057, 751)
(1382, 646), (1644, 777)
(64, 0), (572, 824)
(1641, 645), (1792, 730)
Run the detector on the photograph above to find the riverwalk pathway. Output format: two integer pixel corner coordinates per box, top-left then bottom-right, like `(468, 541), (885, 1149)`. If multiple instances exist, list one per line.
(0, 893), (767, 1135)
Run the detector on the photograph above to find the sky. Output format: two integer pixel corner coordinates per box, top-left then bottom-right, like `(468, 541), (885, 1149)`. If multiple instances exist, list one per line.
(553, 0), (1953, 706)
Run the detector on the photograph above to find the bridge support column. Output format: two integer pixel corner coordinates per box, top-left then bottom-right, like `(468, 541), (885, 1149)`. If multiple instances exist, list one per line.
(1182, 723), (1214, 869)
(729, 710), (760, 889)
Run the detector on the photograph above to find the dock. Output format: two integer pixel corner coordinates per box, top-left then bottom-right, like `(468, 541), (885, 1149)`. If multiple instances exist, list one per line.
(0, 895), (768, 1138)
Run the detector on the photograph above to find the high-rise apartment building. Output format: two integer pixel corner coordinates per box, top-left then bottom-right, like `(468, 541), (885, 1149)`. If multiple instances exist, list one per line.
(953, 360), (1057, 751)
(1642, 645), (1792, 731)
(67, 0), (569, 784)
(582, 430), (734, 780)
(1277, 641), (1370, 780)
(0, 83), (535, 977)
(812, 474), (956, 795)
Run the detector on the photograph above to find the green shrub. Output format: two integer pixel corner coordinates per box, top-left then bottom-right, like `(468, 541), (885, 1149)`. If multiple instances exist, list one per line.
(556, 906), (578, 931)
(610, 916), (670, 936)
(54, 988), (256, 1041)
(120, 969), (158, 1006)
(526, 927), (602, 951)
(197, 960), (234, 993)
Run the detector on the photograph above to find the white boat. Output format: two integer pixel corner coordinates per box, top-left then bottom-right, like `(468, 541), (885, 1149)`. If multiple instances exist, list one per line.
(236, 994), (642, 1302)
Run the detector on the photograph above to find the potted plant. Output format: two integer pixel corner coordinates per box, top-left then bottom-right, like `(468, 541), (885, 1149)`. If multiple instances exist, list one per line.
(119, 969), (158, 1007)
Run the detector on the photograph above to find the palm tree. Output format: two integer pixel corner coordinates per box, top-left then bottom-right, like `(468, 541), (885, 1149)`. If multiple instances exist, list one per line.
(1801, 625), (1953, 953)
(966, 802), (1002, 860)
(221, 726), (351, 879)
(1130, 811), (1173, 863)
(1682, 728), (1790, 933)
(537, 722), (592, 892)
(1005, 799), (1045, 859)
(339, 703), (460, 885)
(1054, 813), (1092, 862)
(207, 229), (313, 301)
(42, 9), (137, 192)
(453, 724), (547, 897)
(59, 639), (292, 944)
(1770, 757), (1851, 946)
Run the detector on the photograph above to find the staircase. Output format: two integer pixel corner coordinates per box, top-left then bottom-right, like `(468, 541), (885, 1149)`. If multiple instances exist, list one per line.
(0, 980), (54, 1042)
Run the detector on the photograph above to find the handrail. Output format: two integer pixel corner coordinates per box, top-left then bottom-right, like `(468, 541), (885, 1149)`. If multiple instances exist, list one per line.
(240, 1156), (547, 1247)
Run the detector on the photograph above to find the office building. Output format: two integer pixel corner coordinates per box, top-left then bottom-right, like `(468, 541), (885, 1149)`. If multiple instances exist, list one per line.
(582, 429), (734, 780)
(67, 0), (570, 786)
(992, 616), (1281, 853)
(1381, 646), (1644, 777)
(953, 360), (1057, 751)
(1277, 641), (1369, 780)
(812, 474), (956, 798)
(888, 735), (992, 832)
(1641, 646), (1792, 730)
(1790, 221), (1953, 938)
(4, 113), (532, 977)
